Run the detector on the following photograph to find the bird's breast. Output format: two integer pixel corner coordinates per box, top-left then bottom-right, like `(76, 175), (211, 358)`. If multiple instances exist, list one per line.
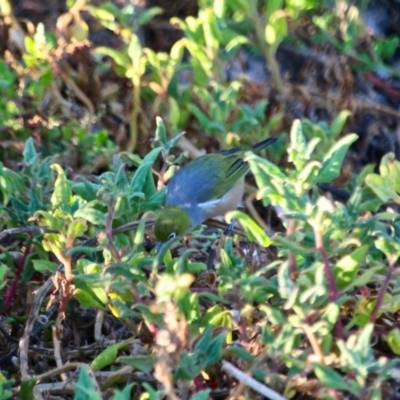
(198, 179), (245, 221)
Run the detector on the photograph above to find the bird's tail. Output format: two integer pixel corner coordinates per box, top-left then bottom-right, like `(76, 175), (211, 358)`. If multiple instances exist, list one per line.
(220, 137), (276, 155)
(251, 137), (277, 152)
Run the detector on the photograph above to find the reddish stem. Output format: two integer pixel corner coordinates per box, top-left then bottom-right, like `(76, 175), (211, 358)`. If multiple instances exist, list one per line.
(286, 219), (297, 276)
(370, 261), (395, 324)
(364, 72), (400, 99)
(314, 228), (344, 340)
(2, 244), (31, 314)
(314, 229), (337, 303)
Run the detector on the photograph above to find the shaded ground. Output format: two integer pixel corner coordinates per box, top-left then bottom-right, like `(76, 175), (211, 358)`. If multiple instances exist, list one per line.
(5, 0), (400, 170)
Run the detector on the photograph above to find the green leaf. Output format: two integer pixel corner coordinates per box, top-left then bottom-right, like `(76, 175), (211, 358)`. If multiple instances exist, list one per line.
(119, 354), (157, 373)
(227, 0), (250, 14)
(96, 47), (130, 70)
(32, 259), (58, 272)
(388, 328), (400, 355)
(28, 186), (43, 214)
(272, 235), (313, 254)
(344, 266), (381, 291)
(203, 8), (221, 49)
(86, 5), (115, 23)
(247, 153), (287, 181)
(18, 378), (35, 400)
(127, 35), (143, 70)
(141, 382), (163, 399)
(169, 97), (181, 128)
(365, 153), (400, 203)
(5, 167), (26, 192)
(50, 164), (72, 210)
(136, 7), (163, 26)
(265, 12), (287, 50)
(365, 174), (400, 203)
(265, 0), (283, 20)
(174, 352), (199, 380)
(74, 366), (102, 400)
(91, 340), (131, 371)
(194, 327), (226, 368)
(288, 119), (307, 170)
(0, 264), (7, 291)
(189, 390), (212, 400)
(313, 363), (352, 391)
(72, 181), (100, 202)
(112, 384), (135, 400)
(227, 346), (256, 362)
(114, 163), (129, 189)
(74, 202), (107, 226)
(384, 153), (400, 193)
(317, 133), (358, 183)
(34, 210), (64, 230)
(22, 137), (38, 165)
(330, 110), (351, 137)
(353, 323), (374, 358)
(67, 219), (87, 240)
(9, 196), (28, 217)
(74, 289), (107, 311)
(155, 116), (167, 145)
(226, 35), (248, 54)
(130, 147), (162, 196)
(226, 210), (271, 247)
(0, 380), (13, 400)
(202, 332), (226, 367)
(374, 235), (400, 263)
(333, 245), (368, 290)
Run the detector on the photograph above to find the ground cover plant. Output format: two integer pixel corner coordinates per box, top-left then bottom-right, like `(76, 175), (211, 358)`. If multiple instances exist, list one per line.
(1, 0), (400, 398)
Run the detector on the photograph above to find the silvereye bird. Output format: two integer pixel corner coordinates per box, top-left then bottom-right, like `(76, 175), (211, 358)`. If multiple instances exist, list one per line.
(154, 137), (276, 242)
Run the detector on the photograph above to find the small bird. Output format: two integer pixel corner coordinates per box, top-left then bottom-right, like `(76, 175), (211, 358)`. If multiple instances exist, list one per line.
(154, 138), (277, 242)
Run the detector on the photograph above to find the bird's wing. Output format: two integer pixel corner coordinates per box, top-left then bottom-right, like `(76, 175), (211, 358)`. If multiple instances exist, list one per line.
(165, 154), (248, 206)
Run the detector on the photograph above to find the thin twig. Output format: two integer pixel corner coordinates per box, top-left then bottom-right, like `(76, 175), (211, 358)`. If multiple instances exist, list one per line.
(302, 323), (324, 363)
(35, 362), (84, 382)
(176, 136), (206, 159)
(245, 191), (270, 233)
(59, 69), (95, 115)
(52, 325), (68, 381)
(0, 226), (56, 242)
(19, 276), (55, 379)
(94, 310), (104, 342)
(221, 361), (287, 400)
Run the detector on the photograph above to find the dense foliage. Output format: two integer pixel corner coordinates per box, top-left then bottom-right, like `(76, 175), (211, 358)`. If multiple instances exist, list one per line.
(1, 0), (400, 398)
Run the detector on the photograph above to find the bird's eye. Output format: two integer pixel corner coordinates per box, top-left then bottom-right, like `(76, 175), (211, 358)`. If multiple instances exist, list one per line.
(168, 232), (176, 240)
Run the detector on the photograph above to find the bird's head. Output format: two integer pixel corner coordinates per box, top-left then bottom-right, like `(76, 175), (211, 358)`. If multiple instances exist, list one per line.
(154, 205), (193, 242)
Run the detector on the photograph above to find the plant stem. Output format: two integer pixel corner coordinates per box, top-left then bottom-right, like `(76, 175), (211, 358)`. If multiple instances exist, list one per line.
(314, 227), (337, 302)
(2, 244), (31, 314)
(128, 77), (140, 153)
(370, 259), (395, 323)
(248, 2), (284, 93)
(313, 226), (344, 339)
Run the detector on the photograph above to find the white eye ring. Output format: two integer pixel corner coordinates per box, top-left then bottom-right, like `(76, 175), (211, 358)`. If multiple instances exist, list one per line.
(168, 232), (176, 240)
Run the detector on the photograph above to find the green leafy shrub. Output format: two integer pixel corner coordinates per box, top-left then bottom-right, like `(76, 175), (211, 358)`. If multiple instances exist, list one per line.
(2, 115), (400, 398)
(1, 0), (400, 398)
